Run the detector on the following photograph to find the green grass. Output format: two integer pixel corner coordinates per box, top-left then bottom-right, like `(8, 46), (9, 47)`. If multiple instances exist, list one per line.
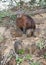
(30, 61), (41, 65)
(10, 15), (17, 20)
(0, 10), (17, 21)
(36, 39), (45, 49)
(17, 49), (25, 54)
(16, 57), (23, 64)
(25, 54), (32, 60)
(43, 53), (46, 59)
(0, 10), (12, 19)
(0, 11), (9, 19)
(0, 33), (4, 42)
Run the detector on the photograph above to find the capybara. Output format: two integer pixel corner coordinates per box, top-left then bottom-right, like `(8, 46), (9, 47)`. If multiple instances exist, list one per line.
(16, 14), (36, 36)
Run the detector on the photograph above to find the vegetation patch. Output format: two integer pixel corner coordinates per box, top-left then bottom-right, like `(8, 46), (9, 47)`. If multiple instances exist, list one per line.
(36, 39), (45, 49)
(17, 49), (25, 54)
(0, 33), (4, 42)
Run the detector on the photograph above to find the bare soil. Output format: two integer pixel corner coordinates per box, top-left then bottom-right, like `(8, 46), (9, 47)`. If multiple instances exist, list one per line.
(0, 13), (46, 65)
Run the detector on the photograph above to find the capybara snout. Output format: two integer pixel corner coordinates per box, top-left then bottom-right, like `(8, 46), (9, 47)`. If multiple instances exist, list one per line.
(16, 14), (36, 36)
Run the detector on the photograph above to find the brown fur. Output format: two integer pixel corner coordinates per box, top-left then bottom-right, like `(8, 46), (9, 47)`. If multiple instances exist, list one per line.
(16, 14), (36, 36)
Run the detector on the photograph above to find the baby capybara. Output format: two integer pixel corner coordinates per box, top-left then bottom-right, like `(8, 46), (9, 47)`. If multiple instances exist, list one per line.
(16, 14), (36, 36)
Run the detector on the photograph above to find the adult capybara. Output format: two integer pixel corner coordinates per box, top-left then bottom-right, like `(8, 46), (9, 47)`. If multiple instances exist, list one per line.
(16, 14), (36, 36)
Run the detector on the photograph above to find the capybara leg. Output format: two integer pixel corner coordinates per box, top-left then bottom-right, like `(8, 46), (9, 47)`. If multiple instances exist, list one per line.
(23, 26), (26, 34)
(31, 29), (36, 37)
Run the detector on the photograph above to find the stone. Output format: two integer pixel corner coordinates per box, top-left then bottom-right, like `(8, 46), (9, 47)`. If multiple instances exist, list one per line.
(6, 58), (16, 65)
(20, 61), (29, 65)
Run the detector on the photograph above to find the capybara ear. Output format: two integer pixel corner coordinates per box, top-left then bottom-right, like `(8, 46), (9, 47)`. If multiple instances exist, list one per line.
(16, 14), (36, 36)
(17, 14), (22, 18)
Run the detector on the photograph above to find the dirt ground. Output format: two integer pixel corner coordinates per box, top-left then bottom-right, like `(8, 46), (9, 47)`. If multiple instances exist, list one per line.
(0, 13), (46, 65)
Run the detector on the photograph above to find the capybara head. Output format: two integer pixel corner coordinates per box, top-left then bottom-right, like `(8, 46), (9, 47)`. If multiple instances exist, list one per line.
(16, 14), (36, 36)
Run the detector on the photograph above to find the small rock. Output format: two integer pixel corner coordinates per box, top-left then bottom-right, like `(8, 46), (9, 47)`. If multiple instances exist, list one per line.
(6, 58), (16, 65)
(14, 40), (22, 53)
(20, 61), (29, 65)
(0, 27), (6, 35)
